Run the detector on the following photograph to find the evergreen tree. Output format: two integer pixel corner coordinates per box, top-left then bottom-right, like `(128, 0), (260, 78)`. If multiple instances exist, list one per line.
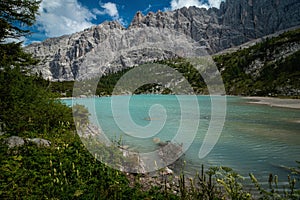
(0, 0), (41, 42)
(0, 0), (40, 68)
(0, 0), (73, 135)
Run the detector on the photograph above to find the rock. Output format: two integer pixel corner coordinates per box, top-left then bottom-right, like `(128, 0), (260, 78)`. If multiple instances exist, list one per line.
(158, 141), (169, 147)
(0, 122), (5, 136)
(24, 0), (300, 81)
(118, 145), (129, 150)
(3, 136), (52, 149)
(78, 124), (108, 139)
(3, 136), (25, 149)
(121, 151), (147, 174)
(152, 137), (160, 144)
(27, 138), (51, 147)
(160, 167), (174, 175)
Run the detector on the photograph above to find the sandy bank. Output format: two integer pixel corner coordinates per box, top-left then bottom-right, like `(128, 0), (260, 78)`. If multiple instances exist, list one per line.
(243, 96), (300, 109)
(59, 97), (74, 100)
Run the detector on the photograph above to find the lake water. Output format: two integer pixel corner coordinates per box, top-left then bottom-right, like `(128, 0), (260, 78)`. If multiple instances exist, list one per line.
(63, 95), (300, 187)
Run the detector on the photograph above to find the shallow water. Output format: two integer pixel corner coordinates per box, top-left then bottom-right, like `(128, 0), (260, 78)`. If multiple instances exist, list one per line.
(63, 95), (300, 186)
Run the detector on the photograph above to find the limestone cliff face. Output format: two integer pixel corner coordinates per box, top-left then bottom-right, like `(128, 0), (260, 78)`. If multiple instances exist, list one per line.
(130, 0), (300, 52)
(25, 0), (300, 81)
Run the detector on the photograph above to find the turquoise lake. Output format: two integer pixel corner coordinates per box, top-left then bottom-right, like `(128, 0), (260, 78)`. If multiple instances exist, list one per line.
(63, 95), (300, 186)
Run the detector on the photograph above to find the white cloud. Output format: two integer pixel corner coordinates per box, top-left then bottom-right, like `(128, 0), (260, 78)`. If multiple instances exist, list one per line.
(95, 1), (127, 26)
(3, 36), (39, 47)
(36, 0), (96, 37)
(3, 37), (25, 44)
(101, 2), (119, 18)
(143, 4), (152, 13)
(170, 0), (208, 10)
(169, 0), (224, 10)
(208, 0), (224, 8)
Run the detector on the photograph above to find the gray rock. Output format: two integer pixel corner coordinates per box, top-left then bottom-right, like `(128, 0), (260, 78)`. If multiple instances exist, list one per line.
(157, 142), (183, 165)
(25, 0), (300, 81)
(3, 136), (52, 149)
(27, 138), (51, 147)
(160, 166), (174, 175)
(0, 123), (5, 136)
(0, 132), (4, 136)
(3, 136), (25, 149)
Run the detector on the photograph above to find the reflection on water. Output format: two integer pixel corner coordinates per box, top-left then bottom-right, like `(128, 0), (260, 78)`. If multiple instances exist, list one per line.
(63, 95), (300, 186)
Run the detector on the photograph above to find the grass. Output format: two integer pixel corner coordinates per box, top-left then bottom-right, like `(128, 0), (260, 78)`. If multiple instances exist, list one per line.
(1, 126), (299, 199)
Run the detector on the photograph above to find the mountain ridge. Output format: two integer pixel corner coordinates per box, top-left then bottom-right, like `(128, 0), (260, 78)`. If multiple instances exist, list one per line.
(48, 28), (300, 97)
(25, 0), (300, 81)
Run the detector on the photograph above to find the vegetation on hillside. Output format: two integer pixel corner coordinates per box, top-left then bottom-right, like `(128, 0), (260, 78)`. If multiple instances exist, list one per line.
(213, 29), (300, 97)
(50, 29), (300, 98)
(1, 134), (299, 199)
(0, 1), (300, 199)
(49, 58), (208, 97)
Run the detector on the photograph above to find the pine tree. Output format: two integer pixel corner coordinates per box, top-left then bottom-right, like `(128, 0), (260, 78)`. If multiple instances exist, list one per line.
(0, 0), (73, 135)
(0, 0), (41, 42)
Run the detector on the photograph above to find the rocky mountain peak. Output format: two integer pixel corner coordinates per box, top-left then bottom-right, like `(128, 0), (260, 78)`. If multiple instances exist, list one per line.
(99, 20), (125, 30)
(25, 0), (300, 81)
(129, 11), (144, 27)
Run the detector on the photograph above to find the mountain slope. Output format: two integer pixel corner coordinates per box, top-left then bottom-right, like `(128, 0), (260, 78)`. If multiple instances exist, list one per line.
(25, 0), (300, 81)
(214, 28), (300, 96)
(48, 28), (300, 97)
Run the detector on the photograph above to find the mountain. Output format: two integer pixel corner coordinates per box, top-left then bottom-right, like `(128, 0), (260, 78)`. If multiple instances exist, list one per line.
(25, 0), (300, 81)
(214, 28), (300, 96)
(48, 28), (300, 97)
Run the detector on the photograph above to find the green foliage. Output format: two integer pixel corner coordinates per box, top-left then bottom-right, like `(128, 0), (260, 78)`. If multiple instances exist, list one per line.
(51, 58), (208, 97)
(0, 131), (180, 199)
(158, 58), (207, 94)
(1, 1), (300, 198)
(0, 129), (299, 199)
(0, 0), (41, 41)
(250, 171), (300, 200)
(0, 133), (132, 199)
(177, 165), (250, 200)
(0, 67), (73, 135)
(0, 42), (39, 68)
(49, 80), (75, 97)
(49, 28), (300, 97)
(96, 68), (132, 96)
(215, 167), (252, 200)
(213, 28), (300, 97)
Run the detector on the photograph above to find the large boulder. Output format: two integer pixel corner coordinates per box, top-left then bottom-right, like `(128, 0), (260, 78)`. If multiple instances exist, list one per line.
(3, 136), (25, 149)
(27, 138), (51, 147)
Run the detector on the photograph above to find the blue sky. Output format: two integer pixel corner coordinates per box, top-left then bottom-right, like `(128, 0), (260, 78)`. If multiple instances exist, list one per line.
(25, 0), (224, 44)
